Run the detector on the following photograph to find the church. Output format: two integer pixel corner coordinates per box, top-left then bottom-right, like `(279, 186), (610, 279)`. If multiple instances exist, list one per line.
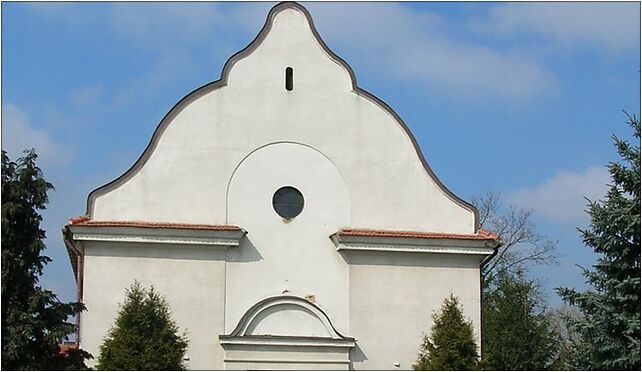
(63, 2), (498, 370)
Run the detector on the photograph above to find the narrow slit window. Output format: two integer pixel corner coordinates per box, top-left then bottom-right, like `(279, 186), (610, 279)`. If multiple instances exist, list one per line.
(285, 67), (293, 91)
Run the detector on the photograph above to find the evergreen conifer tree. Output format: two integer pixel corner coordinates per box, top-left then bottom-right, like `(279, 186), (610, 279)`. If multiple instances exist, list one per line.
(97, 281), (189, 370)
(413, 294), (478, 370)
(1, 149), (91, 370)
(557, 114), (641, 370)
(482, 269), (561, 370)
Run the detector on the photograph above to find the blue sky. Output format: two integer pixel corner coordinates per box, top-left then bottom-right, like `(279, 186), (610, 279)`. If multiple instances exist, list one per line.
(2, 2), (640, 308)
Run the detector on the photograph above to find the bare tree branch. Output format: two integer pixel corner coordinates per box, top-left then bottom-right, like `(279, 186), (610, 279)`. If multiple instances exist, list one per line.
(473, 191), (558, 281)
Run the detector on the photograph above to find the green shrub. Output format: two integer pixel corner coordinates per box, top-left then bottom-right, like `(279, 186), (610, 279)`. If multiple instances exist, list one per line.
(97, 281), (188, 370)
(413, 294), (478, 370)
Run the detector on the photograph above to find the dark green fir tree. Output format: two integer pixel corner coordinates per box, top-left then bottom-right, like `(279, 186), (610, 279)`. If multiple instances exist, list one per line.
(97, 281), (189, 370)
(1, 149), (91, 370)
(413, 294), (478, 370)
(557, 114), (641, 370)
(482, 269), (561, 370)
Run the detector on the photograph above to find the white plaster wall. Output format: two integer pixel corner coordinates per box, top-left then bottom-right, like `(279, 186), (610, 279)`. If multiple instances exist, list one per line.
(225, 142), (350, 335)
(223, 345), (350, 371)
(81, 242), (227, 370)
(345, 252), (483, 370)
(80, 4), (487, 370)
(225, 361), (348, 371)
(91, 6), (475, 234)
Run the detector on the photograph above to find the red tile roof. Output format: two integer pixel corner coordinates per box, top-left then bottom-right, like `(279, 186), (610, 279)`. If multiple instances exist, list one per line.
(58, 342), (78, 356)
(67, 218), (242, 231)
(477, 229), (500, 241)
(337, 228), (500, 241)
(68, 215), (90, 225)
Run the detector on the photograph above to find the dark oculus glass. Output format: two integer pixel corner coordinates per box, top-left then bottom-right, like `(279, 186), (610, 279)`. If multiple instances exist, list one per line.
(272, 186), (304, 219)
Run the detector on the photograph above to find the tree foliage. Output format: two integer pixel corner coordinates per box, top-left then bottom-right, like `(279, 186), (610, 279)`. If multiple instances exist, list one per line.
(472, 191), (562, 370)
(473, 192), (557, 282)
(546, 305), (589, 370)
(481, 269), (561, 370)
(97, 281), (188, 370)
(1, 149), (91, 370)
(557, 114), (641, 370)
(413, 294), (478, 370)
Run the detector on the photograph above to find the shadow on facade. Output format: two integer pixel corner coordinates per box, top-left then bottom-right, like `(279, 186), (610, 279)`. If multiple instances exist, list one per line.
(226, 235), (263, 263)
(339, 250), (480, 269)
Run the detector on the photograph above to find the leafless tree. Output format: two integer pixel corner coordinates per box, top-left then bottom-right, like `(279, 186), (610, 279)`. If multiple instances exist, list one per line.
(472, 191), (558, 281)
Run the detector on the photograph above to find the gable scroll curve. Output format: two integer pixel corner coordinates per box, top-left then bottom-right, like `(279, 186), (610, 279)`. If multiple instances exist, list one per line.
(84, 1), (479, 231)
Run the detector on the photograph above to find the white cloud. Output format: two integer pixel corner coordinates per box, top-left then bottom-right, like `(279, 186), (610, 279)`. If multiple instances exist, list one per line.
(1, 103), (72, 168)
(108, 3), (224, 48)
(109, 48), (195, 110)
(25, 2), (638, 102)
(28, 2), (236, 50)
(507, 166), (611, 223)
(25, 2), (561, 101)
(27, 2), (96, 28)
(69, 84), (104, 106)
(471, 3), (640, 52)
(304, 2), (558, 100)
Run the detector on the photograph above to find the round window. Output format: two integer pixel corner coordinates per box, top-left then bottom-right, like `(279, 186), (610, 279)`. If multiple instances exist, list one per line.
(272, 186), (304, 219)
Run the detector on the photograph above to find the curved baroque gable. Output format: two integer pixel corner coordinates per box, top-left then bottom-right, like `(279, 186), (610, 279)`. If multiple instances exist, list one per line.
(86, 2), (478, 233)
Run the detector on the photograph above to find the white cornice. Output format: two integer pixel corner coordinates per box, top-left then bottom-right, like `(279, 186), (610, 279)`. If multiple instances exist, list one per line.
(223, 358), (350, 365)
(330, 233), (496, 256)
(68, 225), (246, 248)
(219, 336), (355, 348)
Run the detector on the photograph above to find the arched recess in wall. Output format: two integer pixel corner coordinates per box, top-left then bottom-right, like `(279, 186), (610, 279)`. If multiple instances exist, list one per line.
(225, 141), (350, 225)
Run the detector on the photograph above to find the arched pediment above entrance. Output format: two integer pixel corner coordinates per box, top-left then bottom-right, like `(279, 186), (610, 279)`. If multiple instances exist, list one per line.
(222, 295), (350, 341)
(219, 296), (355, 369)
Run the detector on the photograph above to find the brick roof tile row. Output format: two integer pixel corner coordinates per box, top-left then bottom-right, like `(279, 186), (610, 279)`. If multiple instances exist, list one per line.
(67, 217), (242, 231)
(337, 228), (500, 241)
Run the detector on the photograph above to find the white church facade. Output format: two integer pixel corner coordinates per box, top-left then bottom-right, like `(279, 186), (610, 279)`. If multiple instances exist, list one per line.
(63, 2), (499, 370)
